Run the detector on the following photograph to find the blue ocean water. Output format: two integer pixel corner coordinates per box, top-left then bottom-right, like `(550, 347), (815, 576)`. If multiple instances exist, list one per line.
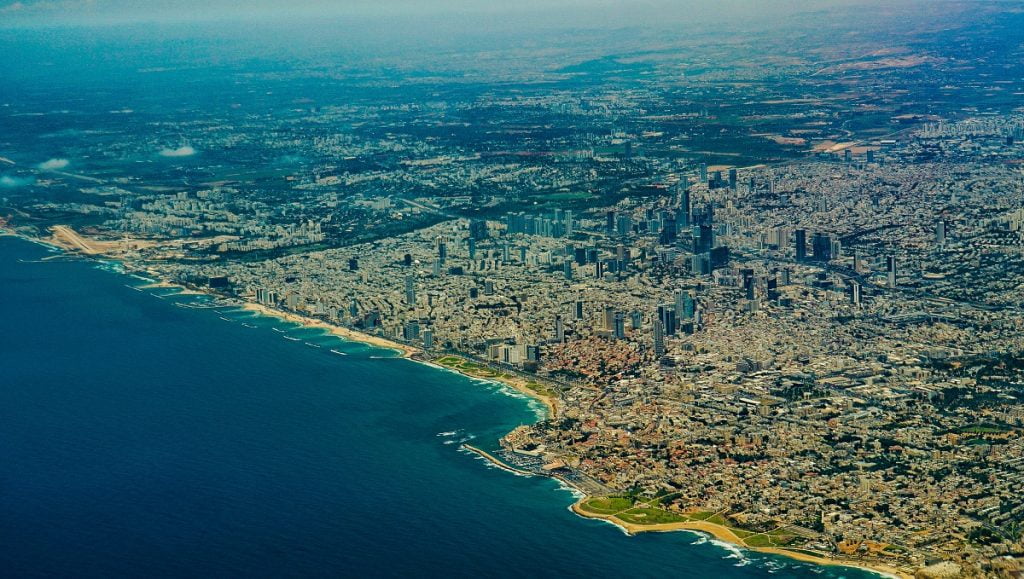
(0, 236), (878, 578)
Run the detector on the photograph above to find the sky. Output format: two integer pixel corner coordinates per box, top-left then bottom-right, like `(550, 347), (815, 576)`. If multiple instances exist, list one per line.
(0, 0), (863, 28)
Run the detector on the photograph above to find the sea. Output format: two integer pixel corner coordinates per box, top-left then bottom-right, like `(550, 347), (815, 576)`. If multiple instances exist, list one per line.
(0, 236), (880, 578)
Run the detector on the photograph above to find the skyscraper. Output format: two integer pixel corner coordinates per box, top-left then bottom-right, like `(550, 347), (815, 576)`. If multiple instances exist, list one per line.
(697, 225), (714, 254)
(616, 213), (632, 237)
(613, 312), (626, 339)
(657, 304), (677, 336)
(812, 233), (832, 262)
(404, 274), (416, 306)
(935, 220), (946, 248)
(794, 229), (807, 262)
(680, 186), (692, 227)
(886, 255), (897, 288)
(674, 289), (686, 319)
(603, 306), (615, 332)
(436, 236), (447, 264)
(468, 219), (488, 240)
(630, 310), (642, 329)
(653, 319), (666, 357)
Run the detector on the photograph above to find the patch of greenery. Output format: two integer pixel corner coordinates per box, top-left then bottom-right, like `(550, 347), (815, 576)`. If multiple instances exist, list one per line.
(617, 507), (688, 525)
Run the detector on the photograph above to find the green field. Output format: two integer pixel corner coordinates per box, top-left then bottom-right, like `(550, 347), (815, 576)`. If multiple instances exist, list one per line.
(434, 356), (503, 378)
(616, 507), (688, 525)
(579, 496), (634, 514)
(744, 534), (775, 547)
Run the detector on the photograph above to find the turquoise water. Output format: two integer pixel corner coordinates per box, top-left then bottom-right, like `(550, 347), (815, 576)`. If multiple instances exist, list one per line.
(0, 236), (878, 578)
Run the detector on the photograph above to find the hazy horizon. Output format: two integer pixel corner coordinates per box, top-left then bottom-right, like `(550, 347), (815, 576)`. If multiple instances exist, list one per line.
(0, 0), (975, 29)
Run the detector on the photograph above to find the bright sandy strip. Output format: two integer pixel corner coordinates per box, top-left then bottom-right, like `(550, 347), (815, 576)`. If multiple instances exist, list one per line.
(240, 302), (419, 357)
(242, 302), (559, 417)
(570, 503), (911, 579)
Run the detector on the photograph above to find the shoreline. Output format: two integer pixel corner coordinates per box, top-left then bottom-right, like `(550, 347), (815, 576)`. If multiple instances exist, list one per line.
(237, 303), (558, 419)
(238, 302), (420, 358)
(2, 228), (908, 578)
(567, 502), (911, 579)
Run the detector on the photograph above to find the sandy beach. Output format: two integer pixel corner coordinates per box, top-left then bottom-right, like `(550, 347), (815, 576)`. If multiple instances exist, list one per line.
(569, 502), (911, 579)
(239, 302), (420, 357)
(240, 302), (559, 418)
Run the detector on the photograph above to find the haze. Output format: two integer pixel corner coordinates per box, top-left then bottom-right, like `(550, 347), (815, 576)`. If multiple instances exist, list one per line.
(1, 0), (887, 29)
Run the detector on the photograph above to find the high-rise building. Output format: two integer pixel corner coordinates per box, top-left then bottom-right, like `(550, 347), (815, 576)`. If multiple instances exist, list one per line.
(744, 271), (756, 300)
(728, 168), (738, 190)
(404, 274), (416, 306)
(886, 255), (897, 288)
(935, 220), (946, 248)
(436, 236), (447, 264)
(616, 213), (632, 237)
(554, 315), (565, 342)
(697, 225), (714, 254)
(422, 329), (434, 349)
(699, 162), (708, 183)
(564, 210), (574, 237)
(653, 319), (666, 357)
(674, 289), (686, 319)
(613, 312), (626, 339)
(660, 218), (677, 245)
(794, 229), (807, 262)
(469, 219), (488, 240)
(575, 300), (585, 321)
(563, 260), (573, 280)
(849, 281), (862, 306)
(812, 233), (832, 262)
(657, 304), (677, 336)
(403, 320), (420, 341)
(603, 306), (615, 331)
(679, 186), (692, 228)
(575, 247), (587, 266)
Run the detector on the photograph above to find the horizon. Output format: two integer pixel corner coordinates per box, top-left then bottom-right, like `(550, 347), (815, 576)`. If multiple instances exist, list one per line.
(0, 0), (981, 29)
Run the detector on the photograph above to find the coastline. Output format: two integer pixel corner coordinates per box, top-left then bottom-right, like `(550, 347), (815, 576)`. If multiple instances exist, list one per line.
(1, 227), (906, 578)
(236, 303), (558, 418)
(238, 302), (420, 357)
(567, 502), (912, 579)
